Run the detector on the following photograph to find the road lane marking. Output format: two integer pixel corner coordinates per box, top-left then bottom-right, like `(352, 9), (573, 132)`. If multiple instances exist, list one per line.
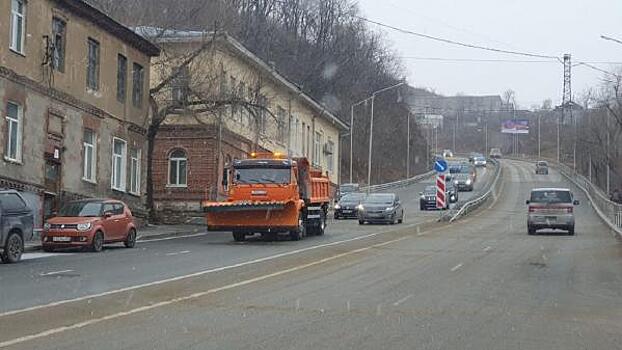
(484, 246), (492, 252)
(450, 263), (463, 272)
(0, 236), (410, 348)
(165, 250), (191, 256)
(39, 270), (74, 277)
(0, 221), (436, 319)
(392, 294), (413, 306)
(21, 253), (74, 261)
(137, 232), (206, 243)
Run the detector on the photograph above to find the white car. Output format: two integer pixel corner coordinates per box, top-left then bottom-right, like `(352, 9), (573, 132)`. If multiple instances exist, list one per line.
(473, 156), (487, 167)
(442, 149), (453, 158)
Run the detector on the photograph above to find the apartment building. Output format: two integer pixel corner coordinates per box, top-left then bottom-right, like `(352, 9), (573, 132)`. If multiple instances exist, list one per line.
(0, 0), (160, 228)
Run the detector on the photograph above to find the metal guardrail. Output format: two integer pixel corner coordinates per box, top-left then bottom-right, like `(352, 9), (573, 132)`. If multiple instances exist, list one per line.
(361, 171), (435, 193)
(510, 156), (622, 237)
(447, 159), (502, 222)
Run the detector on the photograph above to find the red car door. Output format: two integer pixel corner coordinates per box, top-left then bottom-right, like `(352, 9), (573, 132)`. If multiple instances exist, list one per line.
(100, 203), (117, 241)
(113, 203), (129, 239)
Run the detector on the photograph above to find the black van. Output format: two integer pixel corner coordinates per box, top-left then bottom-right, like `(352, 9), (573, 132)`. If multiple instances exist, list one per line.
(0, 190), (34, 263)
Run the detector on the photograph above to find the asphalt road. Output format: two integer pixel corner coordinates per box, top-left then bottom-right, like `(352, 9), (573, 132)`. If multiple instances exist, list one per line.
(11, 161), (622, 349)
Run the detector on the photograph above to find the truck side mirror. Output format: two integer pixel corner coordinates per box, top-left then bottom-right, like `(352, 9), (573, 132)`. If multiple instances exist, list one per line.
(573, 200), (580, 206)
(222, 169), (228, 189)
(525, 200), (530, 205)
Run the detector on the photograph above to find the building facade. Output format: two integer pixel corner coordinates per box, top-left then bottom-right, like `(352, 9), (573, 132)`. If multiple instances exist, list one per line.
(0, 0), (159, 229)
(147, 31), (348, 223)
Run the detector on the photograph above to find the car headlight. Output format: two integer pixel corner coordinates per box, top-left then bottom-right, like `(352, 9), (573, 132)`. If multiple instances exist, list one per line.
(466, 179), (472, 185)
(334, 204), (341, 210)
(356, 204), (364, 211)
(43, 223), (51, 230)
(385, 207), (395, 212)
(77, 222), (92, 232)
(454, 180), (459, 185)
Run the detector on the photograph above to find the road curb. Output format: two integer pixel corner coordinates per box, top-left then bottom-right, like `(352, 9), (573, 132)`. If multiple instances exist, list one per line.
(23, 226), (209, 253)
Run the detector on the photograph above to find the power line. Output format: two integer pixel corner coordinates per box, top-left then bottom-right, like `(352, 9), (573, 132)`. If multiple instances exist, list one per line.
(575, 62), (620, 77)
(355, 15), (561, 60)
(398, 56), (559, 63)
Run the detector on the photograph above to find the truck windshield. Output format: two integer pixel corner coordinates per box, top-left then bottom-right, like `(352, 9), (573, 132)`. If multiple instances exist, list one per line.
(234, 168), (291, 184)
(58, 201), (103, 217)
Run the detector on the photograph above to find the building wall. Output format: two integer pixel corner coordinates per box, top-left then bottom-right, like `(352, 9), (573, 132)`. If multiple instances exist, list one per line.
(0, 0), (155, 229)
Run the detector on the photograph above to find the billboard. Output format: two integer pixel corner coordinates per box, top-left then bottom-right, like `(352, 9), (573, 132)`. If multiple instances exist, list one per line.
(501, 119), (529, 134)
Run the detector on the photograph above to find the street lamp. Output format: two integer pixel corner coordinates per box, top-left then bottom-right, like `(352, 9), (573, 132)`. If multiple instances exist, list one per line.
(367, 81), (407, 189)
(349, 97), (373, 184)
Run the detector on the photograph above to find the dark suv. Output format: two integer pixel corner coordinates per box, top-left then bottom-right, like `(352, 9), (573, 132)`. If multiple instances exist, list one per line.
(0, 190), (34, 263)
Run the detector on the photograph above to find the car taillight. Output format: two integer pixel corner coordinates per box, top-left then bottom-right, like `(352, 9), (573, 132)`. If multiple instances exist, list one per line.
(528, 206), (536, 213)
(566, 207), (573, 213)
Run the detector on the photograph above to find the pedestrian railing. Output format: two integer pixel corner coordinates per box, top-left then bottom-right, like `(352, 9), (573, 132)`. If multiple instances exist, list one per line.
(447, 159), (502, 222)
(361, 171), (435, 193)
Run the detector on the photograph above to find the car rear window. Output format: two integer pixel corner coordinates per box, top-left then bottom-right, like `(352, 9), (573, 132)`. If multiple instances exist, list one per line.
(0, 193), (26, 211)
(530, 190), (572, 203)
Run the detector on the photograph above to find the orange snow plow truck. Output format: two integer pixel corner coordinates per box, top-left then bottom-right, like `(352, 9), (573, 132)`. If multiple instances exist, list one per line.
(203, 152), (331, 242)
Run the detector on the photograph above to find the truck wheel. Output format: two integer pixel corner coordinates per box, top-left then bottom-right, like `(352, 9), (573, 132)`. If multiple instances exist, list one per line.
(233, 232), (246, 242)
(568, 226), (575, 236)
(1, 231), (23, 264)
(290, 215), (305, 241)
(528, 226), (536, 235)
(316, 211), (327, 236)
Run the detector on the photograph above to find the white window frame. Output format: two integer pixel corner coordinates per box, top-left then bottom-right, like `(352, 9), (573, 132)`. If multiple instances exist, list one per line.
(82, 129), (97, 183)
(111, 137), (127, 191)
(327, 139), (335, 172)
(5, 101), (23, 163)
(129, 148), (141, 195)
(168, 150), (188, 188)
(10, 0), (26, 54)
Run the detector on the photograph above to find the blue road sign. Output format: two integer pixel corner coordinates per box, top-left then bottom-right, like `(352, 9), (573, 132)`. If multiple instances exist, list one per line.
(434, 159), (448, 173)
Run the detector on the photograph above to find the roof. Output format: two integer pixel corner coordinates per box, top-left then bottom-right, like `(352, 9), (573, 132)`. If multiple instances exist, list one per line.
(55, 1), (160, 56)
(134, 27), (348, 131)
(531, 188), (571, 192)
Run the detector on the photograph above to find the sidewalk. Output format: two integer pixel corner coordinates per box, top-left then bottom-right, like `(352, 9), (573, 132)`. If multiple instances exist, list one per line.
(24, 224), (207, 252)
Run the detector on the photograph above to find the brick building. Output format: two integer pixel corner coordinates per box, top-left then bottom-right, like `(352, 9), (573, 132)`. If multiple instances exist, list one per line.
(0, 0), (159, 229)
(147, 30), (348, 223)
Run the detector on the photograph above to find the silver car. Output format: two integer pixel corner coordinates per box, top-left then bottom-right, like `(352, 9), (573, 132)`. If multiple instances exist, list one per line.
(526, 188), (579, 235)
(358, 193), (404, 225)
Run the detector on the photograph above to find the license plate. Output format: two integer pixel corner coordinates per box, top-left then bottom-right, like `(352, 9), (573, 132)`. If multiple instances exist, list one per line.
(545, 216), (557, 221)
(342, 210), (352, 213)
(52, 237), (71, 242)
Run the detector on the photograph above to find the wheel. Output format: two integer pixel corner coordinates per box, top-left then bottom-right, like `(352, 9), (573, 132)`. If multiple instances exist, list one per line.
(91, 231), (104, 252)
(568, 226), (575, 236)
(420, 203), (425, 211)
(1, 232), (24, 264)
(398, 213), (404, 224)
(124, 228), (137, 248)
(233, 231), (246, 242)
(358, 220), (365, 225)
(528, 226), (536, 235)
(289, 214), (305, 241)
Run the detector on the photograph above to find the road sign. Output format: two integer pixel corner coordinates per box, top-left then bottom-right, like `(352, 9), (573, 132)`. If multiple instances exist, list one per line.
(436, 174), (446, 209)
(434, 159), (448, 173)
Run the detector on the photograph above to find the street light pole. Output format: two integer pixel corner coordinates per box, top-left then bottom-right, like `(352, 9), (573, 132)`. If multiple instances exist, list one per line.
(349, 98), (371, 184)
(406, 111), (411, 178)
(367, 81), (406, 190)
(538, 114), (541, 159)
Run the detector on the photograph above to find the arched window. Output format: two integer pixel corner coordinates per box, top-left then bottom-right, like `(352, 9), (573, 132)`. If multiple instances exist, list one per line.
(168, 149), (187, 187)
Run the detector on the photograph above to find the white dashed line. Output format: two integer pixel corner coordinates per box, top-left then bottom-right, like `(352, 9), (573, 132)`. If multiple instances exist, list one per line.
(450, 263), (464, 272)
(165, 250), (191, 256)
(392, 294), (414, 306)
(39, 270), (74, 277)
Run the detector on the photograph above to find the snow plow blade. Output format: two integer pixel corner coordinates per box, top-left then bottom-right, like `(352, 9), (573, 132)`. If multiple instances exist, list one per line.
(203, 201), (286, 213)
(203, 201), (299, 232)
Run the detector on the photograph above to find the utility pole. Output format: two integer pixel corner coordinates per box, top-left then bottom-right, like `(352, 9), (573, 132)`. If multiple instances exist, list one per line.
(560, 53), (572, 164)
(538, 113), (541, 159)
(350, 98), (371, 184)
(406, 111), (411, 178)
(606, 109), (611, 194)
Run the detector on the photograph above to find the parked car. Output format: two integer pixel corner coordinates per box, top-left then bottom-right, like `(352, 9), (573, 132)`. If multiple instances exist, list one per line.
(334, 192), (367, 219)
(472, 156), (487, 167)
(335, 183), (360, 201)
(526, 188), (579, 235)
(490, 148), (502, 159)
(42, 199), (137, 252)
(535, 161), (549, 175)
(0, 190), (34, 264)
(419, 184), (458, 210)
(358, 193), (404, 225)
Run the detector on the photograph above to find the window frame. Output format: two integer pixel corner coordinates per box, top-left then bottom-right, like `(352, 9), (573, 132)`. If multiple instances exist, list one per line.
(82, 128), (97, 183)
(5, 101), (23, 163)
(167, 149), (188, 188)
(132, 62), (144, 108)
(111, 137), (127, 192)
(129, 147), (141, 195)
(51, 16), (66, 72)
(117, 54), (127, 103)
(86, 38), (100, 91)
(9, 0), (26, 54)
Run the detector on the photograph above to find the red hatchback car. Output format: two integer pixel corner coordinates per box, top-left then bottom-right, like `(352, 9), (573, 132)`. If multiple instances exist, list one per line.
(42, 199), (137, 252)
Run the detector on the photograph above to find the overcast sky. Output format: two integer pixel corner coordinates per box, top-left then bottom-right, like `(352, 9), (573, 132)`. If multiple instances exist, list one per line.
(357, 0), (622, 108)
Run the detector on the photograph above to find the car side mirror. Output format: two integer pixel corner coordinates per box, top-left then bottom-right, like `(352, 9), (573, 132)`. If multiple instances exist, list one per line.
(573, 200), (580, 205)
(525, 200), (530, 205)
(103, 211), (113, 218)
(419, 192), (423, 196)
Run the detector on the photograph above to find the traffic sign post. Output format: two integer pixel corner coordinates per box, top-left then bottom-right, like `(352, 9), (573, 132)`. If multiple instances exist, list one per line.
(436, 174), (446, 209)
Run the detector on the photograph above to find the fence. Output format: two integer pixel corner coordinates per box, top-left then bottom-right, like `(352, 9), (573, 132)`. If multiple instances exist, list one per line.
(361, 171), (435, 193)
(447, 159), (502, 222)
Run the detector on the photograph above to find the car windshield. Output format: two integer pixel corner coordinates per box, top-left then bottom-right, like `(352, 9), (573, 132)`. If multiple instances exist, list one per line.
(450, 164), (470, 174)
(475, 157), (485, 161)
(365, 194), (394, 204)
(340, 193), (365, 202)
(537, 162), (548, 166)
(234, 168), (291, 184)
(339, 184), (359, 192)
(530, 190), (572, 204)
(58, 201), (102, 217)
(424, 186), (436, 194)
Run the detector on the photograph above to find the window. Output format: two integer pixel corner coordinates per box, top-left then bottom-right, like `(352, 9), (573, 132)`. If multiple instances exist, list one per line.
(0, 193), (26, 211)
(117, 55), (127, 103)
(102, 203), (114, 215)
(111, 138), (127, 191)
(168, 149), (187, 187)
(301, 122), (306, 156)
(86, 38), (100, 90)
(5, 102), (22, 162)
(132, 63), (144, 107)
(51, 17), (66, 72)
(314, 132), (322, 165)
(83, 129), (96, 182)
(129, 148), (141, 195)
(327, 140), (335, 172)
(277, 106), (287, 143)
(113, 203), (124, 215)
(172, 66), (190, 105)
(10, 0), (25, 54)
